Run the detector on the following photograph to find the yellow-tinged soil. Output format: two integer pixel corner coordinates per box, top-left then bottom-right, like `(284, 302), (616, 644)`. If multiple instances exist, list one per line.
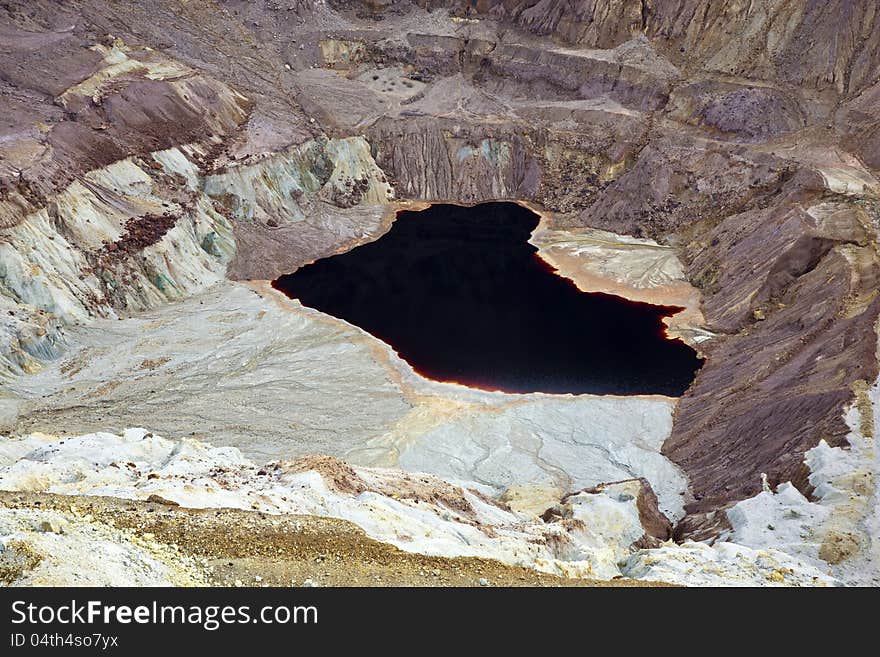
(0, 491), (669, 587)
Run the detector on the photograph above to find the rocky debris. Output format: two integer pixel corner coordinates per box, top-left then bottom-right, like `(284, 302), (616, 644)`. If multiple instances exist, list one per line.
(0, 505), (206, 586)
(360, 470), (489, 521)
(818, 531), (862, 565)
(719, 391), (880, 586)
(469, 38), (680, 113)
(0, 133), (392, 377)
(326, 173), (373, 207)
(0, 538), (43, 585)
(2, 429), (604, 575)
(279, 455), (368, 496)
(623, 540), (838, 587)
(651, 0), (880, 96)
(34, 518), (66, 534)
(96, 213), (179, 262)
(145, 493), (179, 507)
(0, 428), (839, 584)
(278, 455), (490, 519)
(137, 357), (171, 371)
(8, 490), (654, 587)
(576, 135), (798, 238)
(552, 478), (672, 549)
(667, 80), (810, 143)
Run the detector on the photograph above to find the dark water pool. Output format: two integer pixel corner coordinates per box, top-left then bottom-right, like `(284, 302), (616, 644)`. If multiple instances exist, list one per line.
(273, 202), (702, 395)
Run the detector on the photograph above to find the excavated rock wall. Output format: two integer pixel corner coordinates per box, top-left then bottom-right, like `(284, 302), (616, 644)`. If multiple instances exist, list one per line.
(0, 135), (391, 376)
(427, 0), (880, 95)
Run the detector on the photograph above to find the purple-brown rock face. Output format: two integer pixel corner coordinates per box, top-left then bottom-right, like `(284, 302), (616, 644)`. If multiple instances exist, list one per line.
(668, 202), (878, 516)
(577, 138), (879, 524)
(578, 478), (674, 548)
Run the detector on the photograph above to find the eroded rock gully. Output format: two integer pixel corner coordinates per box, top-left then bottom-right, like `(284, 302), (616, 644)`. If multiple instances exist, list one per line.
(1, 0), (879, 584)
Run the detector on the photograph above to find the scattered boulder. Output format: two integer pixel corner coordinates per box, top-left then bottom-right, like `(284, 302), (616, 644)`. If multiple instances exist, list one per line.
(34, 518), (66, 534)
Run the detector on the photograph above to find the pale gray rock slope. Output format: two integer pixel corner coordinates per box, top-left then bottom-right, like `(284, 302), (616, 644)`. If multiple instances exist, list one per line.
(9, 282), (688, 520)
(0, 428), (840, 586)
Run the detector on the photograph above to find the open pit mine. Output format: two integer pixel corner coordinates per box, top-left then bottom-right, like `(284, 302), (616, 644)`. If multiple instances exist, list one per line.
(0, 0), (879, 588)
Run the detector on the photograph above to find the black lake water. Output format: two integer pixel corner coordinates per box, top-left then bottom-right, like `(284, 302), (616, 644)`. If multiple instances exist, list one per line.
(273, 202), (703, 396)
